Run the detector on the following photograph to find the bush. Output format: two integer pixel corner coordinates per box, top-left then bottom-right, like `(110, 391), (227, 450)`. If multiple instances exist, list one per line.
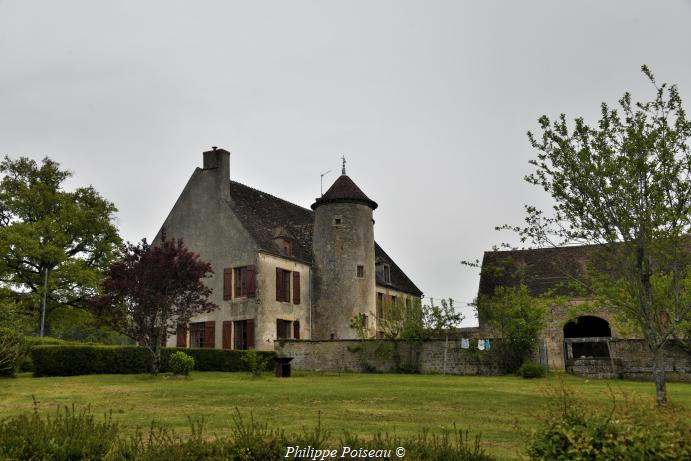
(0, 402), (118, 460)
(31, 345), (276, 376)
(527, 384), (690, 460)
(242, 349), (271, 377)
(169, 351), (194, 376)
(517, 362), (545, 378)
(2, 404), (496, 461)
(0, 327), (24, 377)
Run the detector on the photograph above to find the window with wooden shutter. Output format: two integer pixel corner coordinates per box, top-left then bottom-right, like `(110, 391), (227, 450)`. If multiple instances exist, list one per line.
(276, 268), (291, 302)
(233, 320), (247, 350)
(292, 271), (300, 304)
(176, 324), (188, 348)
(189, 322), (204, 348)
(293, 320), (300, 339)
(246, 319), (255, 349)
(222, 321), (232, 349)
(223, 268), (232, 300)
(276, 319), (291, 339)
(204, 321), (215, 348)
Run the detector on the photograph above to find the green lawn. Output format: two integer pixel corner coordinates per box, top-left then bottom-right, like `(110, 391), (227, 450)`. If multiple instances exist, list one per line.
(1, 371), (689, 460)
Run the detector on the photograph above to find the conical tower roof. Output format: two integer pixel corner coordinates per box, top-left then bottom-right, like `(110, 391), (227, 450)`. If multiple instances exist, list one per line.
(311, 174), (378, 210)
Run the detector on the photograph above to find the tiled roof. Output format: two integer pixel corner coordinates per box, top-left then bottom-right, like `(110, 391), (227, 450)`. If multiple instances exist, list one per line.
(311, 175), (378, 210)
(227, 180), (422, 296)
(478, 245), (595, 297)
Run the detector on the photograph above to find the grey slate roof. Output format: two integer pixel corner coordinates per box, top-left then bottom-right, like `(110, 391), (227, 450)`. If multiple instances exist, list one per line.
(227, 180), (422, 296)
(311, 174), (378, 210)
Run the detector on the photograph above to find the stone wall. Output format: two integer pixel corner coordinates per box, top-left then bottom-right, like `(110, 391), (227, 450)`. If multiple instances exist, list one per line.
(567, 339), (691, 382)
(274, 339), (503, 375)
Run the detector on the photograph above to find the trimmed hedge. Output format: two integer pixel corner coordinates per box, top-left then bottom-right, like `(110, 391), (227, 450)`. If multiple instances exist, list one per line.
(31, 345), (276, 377)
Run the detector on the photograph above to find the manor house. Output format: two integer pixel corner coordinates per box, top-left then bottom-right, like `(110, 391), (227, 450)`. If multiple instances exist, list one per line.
(159, 148), (422, 351)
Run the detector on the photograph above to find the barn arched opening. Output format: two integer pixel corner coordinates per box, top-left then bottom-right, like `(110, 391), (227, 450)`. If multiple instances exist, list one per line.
(563, 315), (611, 359)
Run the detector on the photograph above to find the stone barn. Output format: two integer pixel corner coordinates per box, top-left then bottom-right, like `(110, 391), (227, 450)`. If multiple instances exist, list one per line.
(478, 246), (690, 380)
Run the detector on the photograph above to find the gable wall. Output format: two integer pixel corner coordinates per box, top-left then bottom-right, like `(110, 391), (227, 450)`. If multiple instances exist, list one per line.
(158, 168), (260, 348)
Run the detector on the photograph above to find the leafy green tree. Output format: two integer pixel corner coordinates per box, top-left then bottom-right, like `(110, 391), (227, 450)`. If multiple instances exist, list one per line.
(476, 285), (547, 373)
(513, 66), (690, 405)
(0, 156), (121, 334)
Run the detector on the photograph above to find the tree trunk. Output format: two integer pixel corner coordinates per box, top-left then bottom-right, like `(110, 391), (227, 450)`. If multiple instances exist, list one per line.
(653, 346), (667, 406)
(151, 340), (161, 375)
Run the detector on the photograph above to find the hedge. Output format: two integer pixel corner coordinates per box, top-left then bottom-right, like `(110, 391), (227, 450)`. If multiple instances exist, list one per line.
(31, 345), (276, 377)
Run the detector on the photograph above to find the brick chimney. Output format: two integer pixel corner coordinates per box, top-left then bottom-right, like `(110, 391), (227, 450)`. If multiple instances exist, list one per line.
(202, 147), (230, 200)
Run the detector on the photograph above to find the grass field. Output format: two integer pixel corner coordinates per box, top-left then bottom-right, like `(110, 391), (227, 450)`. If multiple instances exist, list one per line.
(1, 371), (690, 460)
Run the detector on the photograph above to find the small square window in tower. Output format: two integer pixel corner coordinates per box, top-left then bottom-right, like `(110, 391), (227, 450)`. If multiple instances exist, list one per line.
(357, 265), (364, 278)
(332, 215), (343, 226)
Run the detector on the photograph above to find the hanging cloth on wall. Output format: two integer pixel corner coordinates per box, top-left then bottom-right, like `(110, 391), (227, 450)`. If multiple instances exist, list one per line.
(461, 338), (469, 349)
(477, 339), (485, 351)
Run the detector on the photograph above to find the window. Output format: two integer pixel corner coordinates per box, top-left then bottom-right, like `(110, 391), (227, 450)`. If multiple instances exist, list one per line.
(276, 319), (292, 339)
(376, 292), (384, 319)
(232, 266), (256, 298)
(357, 265), (364, 278)
(234, 319), (254, 350)
(333, 215), (343, 225)
(391, 295), (397, 306)
(276, 268), (291, 302)
(282, 239), (292, 256)
(383, 264), (391, 283)
(189, 321), (214, 348)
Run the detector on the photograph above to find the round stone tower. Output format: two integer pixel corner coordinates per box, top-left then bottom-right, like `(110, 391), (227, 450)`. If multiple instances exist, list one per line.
(311, 169), (378, 340)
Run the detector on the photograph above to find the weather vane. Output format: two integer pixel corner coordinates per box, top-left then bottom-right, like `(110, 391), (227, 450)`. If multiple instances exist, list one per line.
(341, 155), (346, 175)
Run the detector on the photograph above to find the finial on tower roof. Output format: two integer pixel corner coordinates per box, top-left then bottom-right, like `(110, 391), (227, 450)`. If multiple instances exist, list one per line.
(341, 155), (347, 175)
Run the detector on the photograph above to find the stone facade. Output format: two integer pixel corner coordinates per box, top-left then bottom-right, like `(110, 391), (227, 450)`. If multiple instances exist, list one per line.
(312, 201), (376, 339)
(157, 148), (422, 351)
(274, 339), (503, 375)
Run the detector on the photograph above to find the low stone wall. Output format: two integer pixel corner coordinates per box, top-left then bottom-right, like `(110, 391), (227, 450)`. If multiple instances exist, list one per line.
(567, 339), (691, 382)
(274, 339), (503, 375)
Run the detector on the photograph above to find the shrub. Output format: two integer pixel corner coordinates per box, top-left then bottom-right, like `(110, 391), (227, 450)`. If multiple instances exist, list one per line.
(0, 402), (118, 460)
(0, 327), (24, 377)
(169, 351), (194, 376)
(1, 404), (496, 461)
(517, 362), (545, 379)
(527, 384), (690, 460)
(31, 345), (276, 376)
(242, 349), (271, 377)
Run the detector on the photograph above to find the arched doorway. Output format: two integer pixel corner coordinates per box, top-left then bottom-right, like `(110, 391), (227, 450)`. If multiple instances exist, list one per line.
(563, 316), (611, 359)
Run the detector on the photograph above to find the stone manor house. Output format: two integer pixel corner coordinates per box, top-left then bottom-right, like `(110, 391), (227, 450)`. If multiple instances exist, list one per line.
(159, 148), (422, 351)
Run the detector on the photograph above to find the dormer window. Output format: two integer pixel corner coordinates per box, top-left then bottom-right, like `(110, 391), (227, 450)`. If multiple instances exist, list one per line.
(281, 239), (292, 256)
(375, 261), (392, 283)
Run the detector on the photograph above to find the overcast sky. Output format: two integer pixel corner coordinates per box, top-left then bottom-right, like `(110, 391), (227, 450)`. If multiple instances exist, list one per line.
(2, 1), (690, 326)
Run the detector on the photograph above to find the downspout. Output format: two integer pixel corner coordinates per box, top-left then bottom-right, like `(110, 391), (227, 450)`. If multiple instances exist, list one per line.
(309, 266), (313, 338)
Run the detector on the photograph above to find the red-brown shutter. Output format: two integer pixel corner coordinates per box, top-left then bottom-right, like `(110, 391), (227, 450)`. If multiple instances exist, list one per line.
(292, 271), (300, 304)
(222, 321), (232, 349)
(176, 324), (187, 348)
(204, 321), (215, 348)
(293, 320), (300, 339)
(246, 319), (255, 349)
(275, 267), (282, 301)
(223, 268), (232, 300)
(246, 265), (256, 298)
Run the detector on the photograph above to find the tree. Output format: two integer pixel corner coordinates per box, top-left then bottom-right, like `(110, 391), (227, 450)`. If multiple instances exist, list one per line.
(476, 285), (548, 373)
(91, 234), (218, 374)
(0, 156), (121, 333)
(513, 66), (690, 405)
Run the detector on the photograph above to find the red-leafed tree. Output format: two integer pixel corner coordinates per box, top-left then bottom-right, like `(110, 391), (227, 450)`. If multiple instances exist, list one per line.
(91, 233), (217, 373)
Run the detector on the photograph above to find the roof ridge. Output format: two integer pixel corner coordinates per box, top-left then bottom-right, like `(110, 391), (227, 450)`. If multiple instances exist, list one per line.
(229, 179), (314, 214)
